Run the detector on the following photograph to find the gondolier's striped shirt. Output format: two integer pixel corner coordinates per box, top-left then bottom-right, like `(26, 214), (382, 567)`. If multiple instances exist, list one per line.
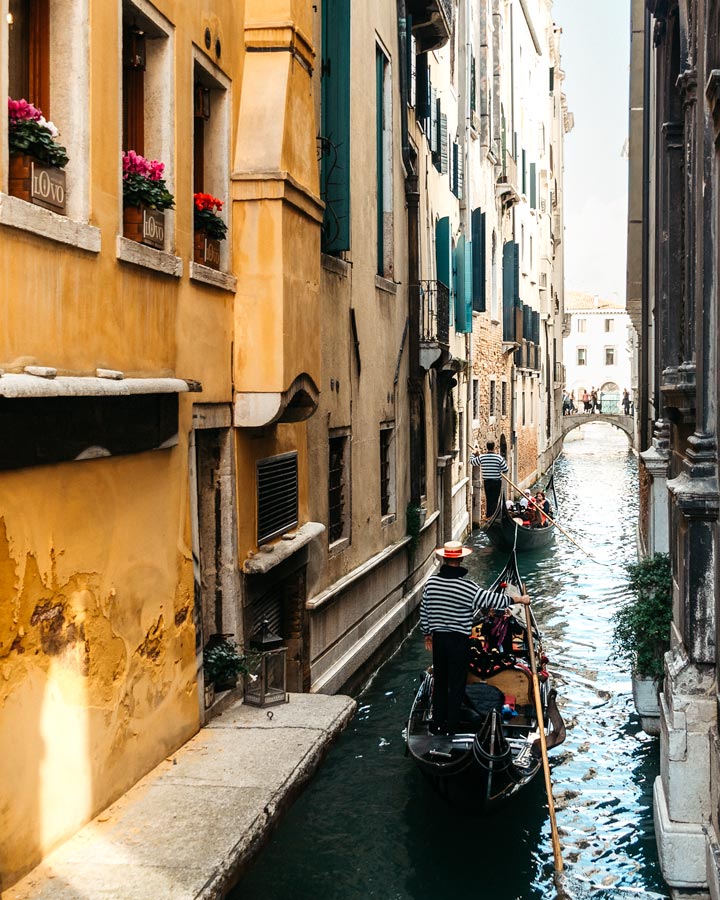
(420, 566), (509, 636)
(470, 452), (508, 480)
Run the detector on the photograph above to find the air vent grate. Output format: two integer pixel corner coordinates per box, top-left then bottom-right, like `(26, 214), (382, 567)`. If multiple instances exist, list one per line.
(257, 452), (298, 544)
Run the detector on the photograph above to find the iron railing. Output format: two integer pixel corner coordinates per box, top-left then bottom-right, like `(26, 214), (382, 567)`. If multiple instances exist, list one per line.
(418, 280), (450, 346)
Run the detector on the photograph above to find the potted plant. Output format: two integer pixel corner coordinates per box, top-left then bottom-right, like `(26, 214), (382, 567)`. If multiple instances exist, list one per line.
(203, 637), (249, 696)
(122, 150), (174, 249)
(611, 552), (672, 735)
(8, 98), (69, 213)
(193, 192), (227, 270)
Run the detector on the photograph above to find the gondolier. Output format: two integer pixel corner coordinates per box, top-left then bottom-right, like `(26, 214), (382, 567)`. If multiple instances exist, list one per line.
(470, 441), (508, 517)
(420, 541), (530, 736)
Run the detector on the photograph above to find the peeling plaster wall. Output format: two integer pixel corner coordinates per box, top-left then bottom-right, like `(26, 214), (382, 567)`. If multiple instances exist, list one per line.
(0, 452), (199, 886)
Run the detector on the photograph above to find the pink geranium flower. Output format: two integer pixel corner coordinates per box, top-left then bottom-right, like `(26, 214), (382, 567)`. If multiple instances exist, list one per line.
(8, 97), (43, 122)
(122, 150), (165, 181)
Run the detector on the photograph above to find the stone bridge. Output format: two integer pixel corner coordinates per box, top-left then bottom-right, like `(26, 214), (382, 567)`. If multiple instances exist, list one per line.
(560, 412), (635, 448)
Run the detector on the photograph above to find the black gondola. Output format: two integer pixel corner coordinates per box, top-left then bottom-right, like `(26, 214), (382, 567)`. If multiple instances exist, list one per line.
(406, 551), (565, 811)
(482, 473), (558, 553)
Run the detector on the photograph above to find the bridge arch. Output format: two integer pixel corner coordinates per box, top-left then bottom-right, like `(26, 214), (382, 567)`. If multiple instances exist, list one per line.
(560, 413), (635, 448)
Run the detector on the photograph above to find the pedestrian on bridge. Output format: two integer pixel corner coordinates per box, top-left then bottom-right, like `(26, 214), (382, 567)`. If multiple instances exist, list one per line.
(622, 389), (631, 415)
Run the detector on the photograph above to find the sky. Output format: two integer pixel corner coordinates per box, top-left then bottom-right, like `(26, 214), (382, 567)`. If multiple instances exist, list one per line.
(550, 0), (631, 305)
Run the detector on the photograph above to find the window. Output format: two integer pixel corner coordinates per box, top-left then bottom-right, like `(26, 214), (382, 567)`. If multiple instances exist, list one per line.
(472, 378), (479, 422)
(577, 318), (587, 333)
(489, 378), (496, 417)
(605, 318), (614, 332)
(121, 2), (174, 246)
(8, 0), (50, 113)
(605, 346), (616, 366)
(379, 423), (396, 519)
(192, 52), (231, 271)
(491, 232), (498, 320)
(376, 45), (393, 277)
(501, 381), (507, 417)
(328, 432), (350, 545)
(257, 453), (299, 544)
(577, 347), (587, 366)
(5, 0), (93, 227)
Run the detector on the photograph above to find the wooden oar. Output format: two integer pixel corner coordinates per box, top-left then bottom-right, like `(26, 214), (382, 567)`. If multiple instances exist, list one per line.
(521, 588), (565, 888)
(500, 472), (604, 565)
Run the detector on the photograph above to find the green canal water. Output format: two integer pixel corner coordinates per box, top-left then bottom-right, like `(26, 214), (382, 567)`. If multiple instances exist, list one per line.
(234, 425), (669, 899)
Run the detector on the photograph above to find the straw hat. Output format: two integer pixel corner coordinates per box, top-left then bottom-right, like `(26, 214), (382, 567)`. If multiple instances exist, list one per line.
(435, 540), (473, 559)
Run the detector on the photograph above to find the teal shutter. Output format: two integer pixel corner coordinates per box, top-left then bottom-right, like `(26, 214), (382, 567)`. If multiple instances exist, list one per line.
(549, 66), (555, 92)
(471, 208), (486, 312)
(453, 237), (472, 333)
(416, 53), (429, 122)
(502, 241), (519, 340)
(436, 217), (451, 288)
(376, 49), (384, 275)
(521, 149), (526, 195)
(320, 0), (351, 253)
(530, 162), (536, 208)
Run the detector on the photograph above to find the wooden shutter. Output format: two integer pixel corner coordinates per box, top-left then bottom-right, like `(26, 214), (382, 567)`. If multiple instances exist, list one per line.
(436, 216), (451, 289)
(471, 208), (486, 312)
(431, 90), (439, 157)
(455, 143), (463, 199)
(530, 162), (537, 208)
(521, 148), (526, 195)
(257, 453), (299, 544)
(439, 113), (448, 174)
(502, 241), (519, 341)
(321, 0), (351, 252)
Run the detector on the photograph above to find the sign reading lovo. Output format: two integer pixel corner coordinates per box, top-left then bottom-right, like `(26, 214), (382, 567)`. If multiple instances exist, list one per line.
(142, 209), (165, 250)
(31, 163), (66, 213)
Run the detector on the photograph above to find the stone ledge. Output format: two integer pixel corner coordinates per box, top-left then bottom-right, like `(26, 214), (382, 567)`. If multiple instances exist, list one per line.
(0, 193), (101, 252)
(375, 274), (398, 295)
(654, 776), (708, 890)
(116, 236), (183, 277)
(189, 261), (237, 292)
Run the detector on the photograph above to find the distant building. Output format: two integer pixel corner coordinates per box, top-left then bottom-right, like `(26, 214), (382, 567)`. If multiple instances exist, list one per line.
(563, 293), (633, 412)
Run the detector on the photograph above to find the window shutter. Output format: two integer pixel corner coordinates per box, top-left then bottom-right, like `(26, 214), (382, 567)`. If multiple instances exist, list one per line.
(408, 18), (416, 107)
(454, 142), (463, 199)
(521, 148), (526, 195)
(470, 53), (476, 115)
(523, 304), (531, 340)
(549, 66), (555, 92)
(416, 53), (429, 120)
(530, 162), (536, 208)
(435, 216), (451, 289)
(502, 241), (514, 340)
(532, 310), (540, 345)
(454, 236), (467, 332)
(431, 90), (439, 156)
(471, 208), (486, 312)
(440, 113), (448, 174)
(257, 453), (299, 544)
(320, 0), (351, 253)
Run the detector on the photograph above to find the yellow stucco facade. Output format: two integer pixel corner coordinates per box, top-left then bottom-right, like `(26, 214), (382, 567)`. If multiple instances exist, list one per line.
(0, 0), (321, 888)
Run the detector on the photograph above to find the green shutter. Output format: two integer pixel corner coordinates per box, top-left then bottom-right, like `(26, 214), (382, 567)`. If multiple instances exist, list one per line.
(431, 91), (439, 158)
(502, 242), (514, 340)
(321, 0), (351, 253)
(521, 148), (526, 195)
(530, 162), (536, 208)
(471, 208), (486, 312)
(436, 217), (451, 289)
(376, 49), (384, 275)
(416, 53), (429, 121)
(470, 53), (477, 115)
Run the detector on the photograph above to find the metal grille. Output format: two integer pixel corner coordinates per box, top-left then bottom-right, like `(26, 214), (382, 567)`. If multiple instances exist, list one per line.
(328, 436), (347, 543)
(257, 452), (298, 544)
(380, 428), (392, 516)
(418, 280), (450, 345)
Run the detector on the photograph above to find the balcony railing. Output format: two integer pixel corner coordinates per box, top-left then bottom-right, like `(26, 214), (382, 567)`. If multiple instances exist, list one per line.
(496, 150), (520, 205)
(419, 280), (450, 346)
(408, 0), (452, 52)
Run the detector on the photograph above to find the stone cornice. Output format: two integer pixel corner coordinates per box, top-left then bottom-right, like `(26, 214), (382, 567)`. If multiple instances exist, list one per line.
(244, 22), (315, 73)
(231, 171), (324, 224)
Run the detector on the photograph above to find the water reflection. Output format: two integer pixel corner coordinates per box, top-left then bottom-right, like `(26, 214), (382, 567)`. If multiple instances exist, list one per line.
(235, 426), (668, 900)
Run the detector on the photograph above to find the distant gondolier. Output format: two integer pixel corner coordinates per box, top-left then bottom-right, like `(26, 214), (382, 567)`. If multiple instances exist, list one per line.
(470, 441), (508, 517)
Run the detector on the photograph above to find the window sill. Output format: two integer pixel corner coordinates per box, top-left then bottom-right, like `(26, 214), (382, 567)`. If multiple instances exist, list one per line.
(116, 236), (183, 277)
(0, 193), (101, 252)
(381, 513), (396, 527)
(329, 536), (351, 556)
(375, 275), (398, 295)
(322, 254), (351, 278)
(189, 262), (237, 292)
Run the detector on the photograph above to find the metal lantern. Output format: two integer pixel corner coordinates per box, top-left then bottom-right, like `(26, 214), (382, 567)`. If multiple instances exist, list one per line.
(194, 84), (211, 120)
(124, 23), (146, 71)
(244, 619), (288, 707)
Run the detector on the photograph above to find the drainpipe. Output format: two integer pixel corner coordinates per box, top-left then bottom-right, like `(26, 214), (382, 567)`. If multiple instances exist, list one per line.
(397, 0), (423, 506)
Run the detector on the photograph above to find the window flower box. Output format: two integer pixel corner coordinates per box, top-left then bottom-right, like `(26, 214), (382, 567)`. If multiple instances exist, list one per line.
(122, 151), (174, 248)
(8, 98), (68, 214)
(193, 193), (226, 270)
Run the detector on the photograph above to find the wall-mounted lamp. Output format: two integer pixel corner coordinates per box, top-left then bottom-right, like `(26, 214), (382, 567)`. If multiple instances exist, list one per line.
(194, 84), (211, 121)
(124, 23), (146, 71)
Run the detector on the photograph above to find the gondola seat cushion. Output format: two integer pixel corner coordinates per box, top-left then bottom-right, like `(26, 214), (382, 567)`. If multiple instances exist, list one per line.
(464, 682), (504, 716)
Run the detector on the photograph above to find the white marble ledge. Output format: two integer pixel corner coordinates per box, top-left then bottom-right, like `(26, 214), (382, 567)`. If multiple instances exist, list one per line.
(189, 261), (237, 292)
(0, 193), (101, 252)
(116, 236), (183, 277)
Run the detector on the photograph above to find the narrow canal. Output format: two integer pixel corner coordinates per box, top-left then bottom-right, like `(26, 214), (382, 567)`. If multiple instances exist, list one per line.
(235, 425), (669, 899)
